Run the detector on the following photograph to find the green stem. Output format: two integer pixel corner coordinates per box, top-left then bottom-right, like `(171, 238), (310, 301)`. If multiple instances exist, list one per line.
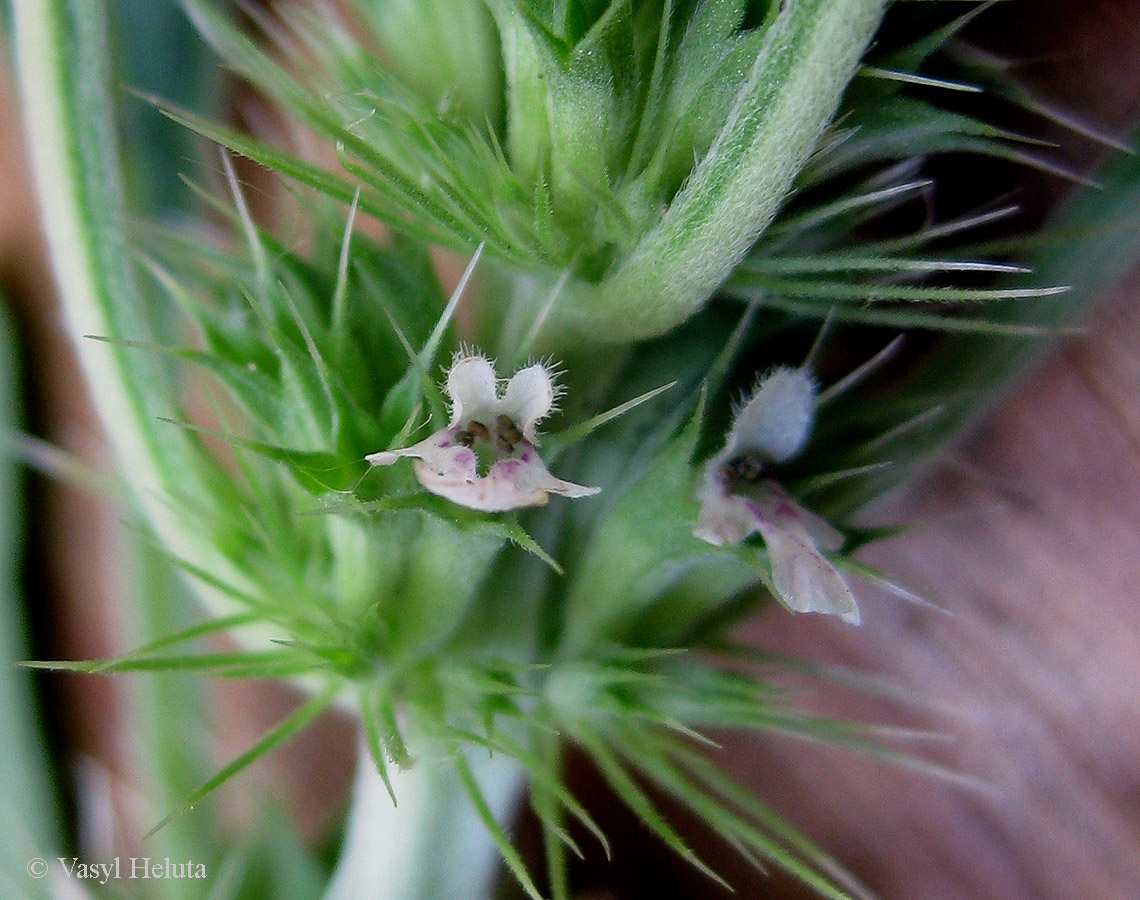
(323, 745), (526, 900)
(549, 0), (888, 344)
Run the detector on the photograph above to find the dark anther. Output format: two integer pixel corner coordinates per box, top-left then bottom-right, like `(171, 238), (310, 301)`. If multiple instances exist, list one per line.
(496, 415), (523, 454)
(457, 420), (490, 447)
(722, 453), (767, 485)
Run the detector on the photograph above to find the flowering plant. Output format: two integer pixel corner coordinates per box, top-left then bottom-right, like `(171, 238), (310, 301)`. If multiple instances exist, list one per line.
(7, 1), (1140, 899)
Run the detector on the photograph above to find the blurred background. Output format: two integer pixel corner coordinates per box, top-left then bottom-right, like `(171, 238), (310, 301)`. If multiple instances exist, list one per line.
(3, 1), (1140, 898)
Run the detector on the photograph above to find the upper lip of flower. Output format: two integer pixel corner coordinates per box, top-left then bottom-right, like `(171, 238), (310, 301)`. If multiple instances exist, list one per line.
(366, 353), (599, 512)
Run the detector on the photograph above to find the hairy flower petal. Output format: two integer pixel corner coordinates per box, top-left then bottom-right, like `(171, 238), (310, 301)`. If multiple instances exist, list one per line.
(693, 482), (760, 547)
(727, 366), (816, 463)
(366, 426), (476, 482)
(436, 443), (598, 512)
(500, 364), (555, 442)
(446, 354), (499, 425)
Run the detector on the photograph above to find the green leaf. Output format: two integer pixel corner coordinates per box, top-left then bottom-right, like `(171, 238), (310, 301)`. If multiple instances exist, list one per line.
(632, 734), (869, 900)
(454, 753), (546, 900)
(871, 0), (991, 74)
(455, 725), (611, 859)
(737, 292), (1069, 336)
(144, 683), (340, 838)
(381, 511), (506, 655)
(12, 0), (255, 635)
(23, 649), (312, 678)
(352, 0), (504, 122)
(549, 0), (889, 343)
(0, 303), (63, 900)
(744, 254), (1027, 277)
(730, 275), (1070, 304)
(479, 518), (564, 575)
(561, 406), (714, 652)
(486, 0), (634, 225)
(804, 97), (1088, 187)
(818, 123), (1140, 512)
(112, 0), (213, 214)
(360, 687), (400, 807)
(641, 0), (768, 192)
(574, 725), (730, 890)
(545, 380), (677, 454)
(556, 365), (773, 650)
(157, 99), (448, 245)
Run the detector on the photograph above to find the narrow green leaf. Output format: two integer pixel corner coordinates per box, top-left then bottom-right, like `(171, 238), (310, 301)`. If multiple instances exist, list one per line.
(574, 726), (730, 890)
(155, 100), (450, 246)
(97, 612), (263, 660)
(739, 293), (1070, 336)
(855, 204), (1021, 255)
(763, 178), (933, 240)
(533, 737), (572, 900)
(419, 242), (484, 368)
(23, 649), (308, 677)
(858, 65), (981, 94)
(479, 519), (564, 574)
(359, 688), (399, 807)
(144, 683), (339, 838)
(562, 405), (712, 652)
(546, 380), (676, 452)
(632, 735), (868, 900)
(816, 336), (907, 406)
(746, 255), (1027, 276)
(331, 188), (360, 364)
(84, 333), (283, 429)
(156, 417), (339, 470)
(731, 276), (1070, 304)
(1, 431), (125, 500)
(457, 726), (611, 860)
(454, 754), (546, 900)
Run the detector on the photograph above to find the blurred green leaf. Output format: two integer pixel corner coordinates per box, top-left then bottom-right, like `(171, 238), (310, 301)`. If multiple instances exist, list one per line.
(111, 0), (214, 215)
(0, 302), (62, 899)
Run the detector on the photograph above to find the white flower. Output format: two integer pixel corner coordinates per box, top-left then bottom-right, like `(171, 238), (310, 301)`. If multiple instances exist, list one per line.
(693, 367), (859, 625)
(366, 353), (599, 512)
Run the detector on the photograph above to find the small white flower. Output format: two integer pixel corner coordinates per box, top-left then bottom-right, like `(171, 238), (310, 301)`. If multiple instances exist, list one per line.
(366, 353), (599, 512)
(694, 367), (859, 625)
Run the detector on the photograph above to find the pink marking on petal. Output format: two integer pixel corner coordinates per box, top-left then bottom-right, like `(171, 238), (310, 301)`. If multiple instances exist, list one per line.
(367, 431), (597, 512)
(751, 482), (859, 624)
(693, 476), (858, 623)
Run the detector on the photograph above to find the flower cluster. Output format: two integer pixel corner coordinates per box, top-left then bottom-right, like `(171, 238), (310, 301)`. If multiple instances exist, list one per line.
(370, 353), (858, 626)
